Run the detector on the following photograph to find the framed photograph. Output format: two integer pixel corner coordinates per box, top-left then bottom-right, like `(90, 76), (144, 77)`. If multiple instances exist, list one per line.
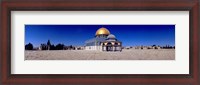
(1, 0), (199, 85)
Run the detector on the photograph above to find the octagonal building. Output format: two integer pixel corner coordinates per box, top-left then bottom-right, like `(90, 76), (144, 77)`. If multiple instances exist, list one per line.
(85, 27), (122, 51)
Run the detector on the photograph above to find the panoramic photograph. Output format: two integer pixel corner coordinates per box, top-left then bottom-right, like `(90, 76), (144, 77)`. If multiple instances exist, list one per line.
(25, 25), (175, 60)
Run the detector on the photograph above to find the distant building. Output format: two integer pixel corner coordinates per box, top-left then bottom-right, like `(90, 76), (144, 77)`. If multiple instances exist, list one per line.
(75, 46), (85, 50)
(85, 27), (122, 51)
(134, 45), (166, 49)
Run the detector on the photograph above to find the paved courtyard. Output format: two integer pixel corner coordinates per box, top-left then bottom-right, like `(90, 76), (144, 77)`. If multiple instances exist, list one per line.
(25, 49), (175, 60)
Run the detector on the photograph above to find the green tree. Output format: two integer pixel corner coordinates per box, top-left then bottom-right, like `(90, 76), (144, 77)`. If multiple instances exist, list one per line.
(47, 40), (51, 50)
(25, 43), (33, 50)
(47, 40), (51, 46)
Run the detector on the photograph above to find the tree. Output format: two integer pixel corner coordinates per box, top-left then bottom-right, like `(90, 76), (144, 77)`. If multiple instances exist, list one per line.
(40, 44), (47, 50)
(25, 43), (33, 50)
(56, 43), (64, 50)
(50, 44), (56, 50)
(47, 40), (51, 50)
(47, 40), (51, 46)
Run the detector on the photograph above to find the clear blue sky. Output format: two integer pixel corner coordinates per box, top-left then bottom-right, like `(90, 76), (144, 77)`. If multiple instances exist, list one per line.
(25, 25), (175, 47)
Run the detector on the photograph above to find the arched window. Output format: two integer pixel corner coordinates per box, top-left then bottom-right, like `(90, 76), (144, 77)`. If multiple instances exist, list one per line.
(107, 42), (112, 46)
(114, 42), (119, 46)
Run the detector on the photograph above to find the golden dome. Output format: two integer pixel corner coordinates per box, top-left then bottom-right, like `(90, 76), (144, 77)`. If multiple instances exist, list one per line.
(95, 27), (110, 36)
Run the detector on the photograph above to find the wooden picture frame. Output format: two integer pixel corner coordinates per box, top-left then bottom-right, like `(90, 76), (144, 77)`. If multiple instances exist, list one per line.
(0, 0), (199, 85)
